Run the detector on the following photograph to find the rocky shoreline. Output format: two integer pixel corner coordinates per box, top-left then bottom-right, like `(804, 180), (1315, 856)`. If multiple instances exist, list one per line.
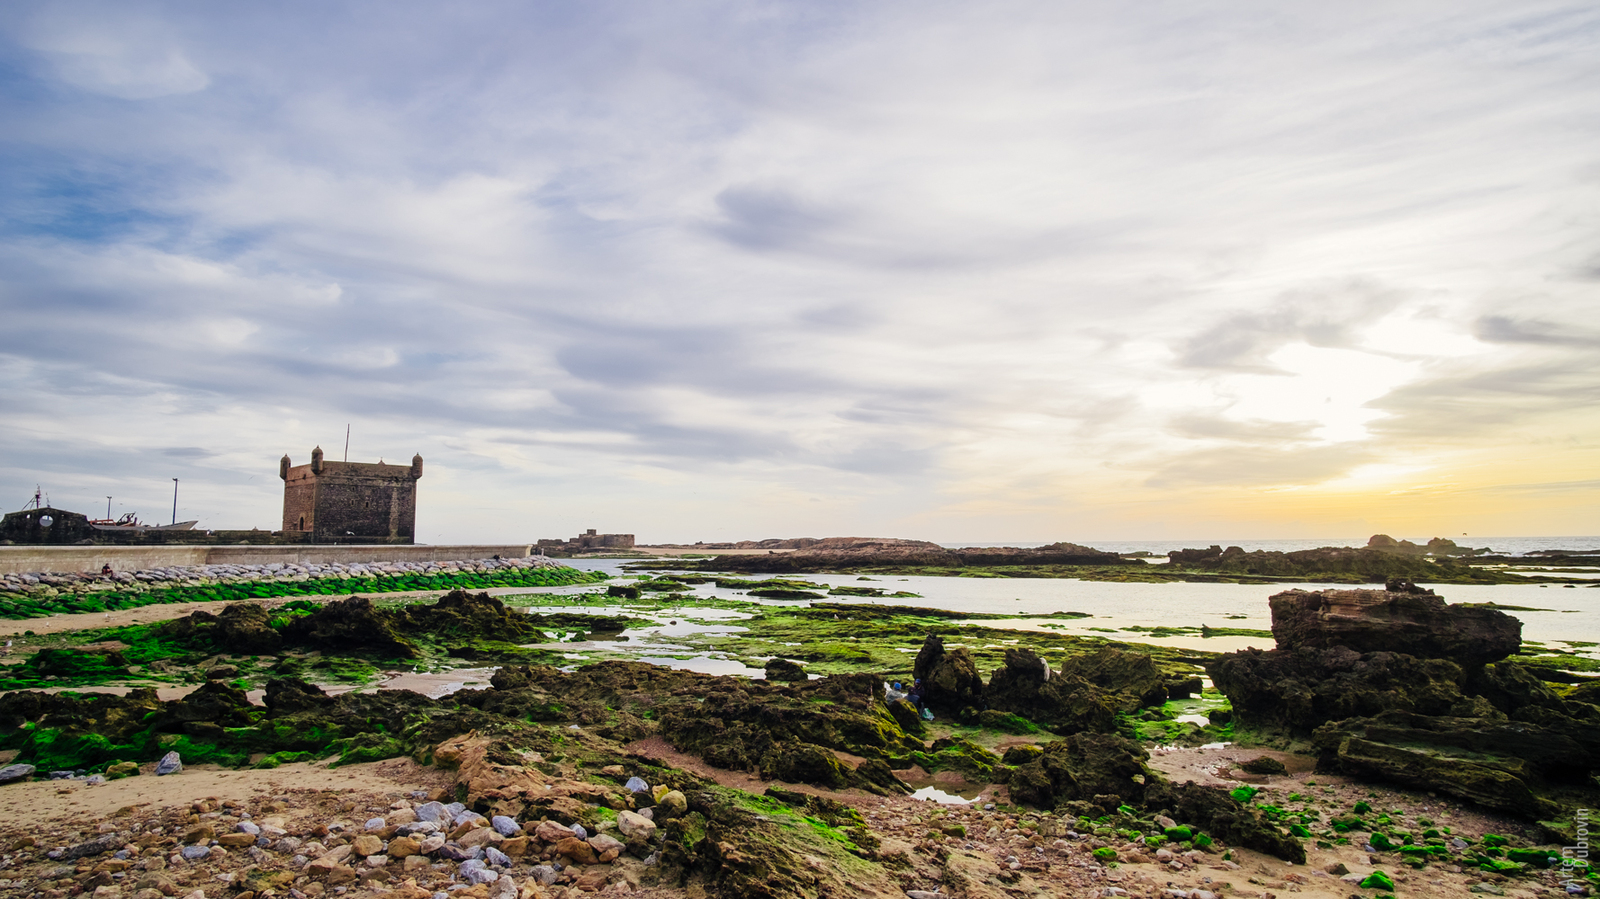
(0, 578), (1595, 897)
(646, 537), (1593, 585)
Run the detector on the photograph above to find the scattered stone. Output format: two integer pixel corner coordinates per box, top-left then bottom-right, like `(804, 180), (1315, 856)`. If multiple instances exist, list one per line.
(155, 752), (183, 776)
(624, 776), (649, 793)
(616, 811), (656, 842)
(655, 790), (687, 819)
(489, 815), (520, 837)
(457, 860), (498, 886)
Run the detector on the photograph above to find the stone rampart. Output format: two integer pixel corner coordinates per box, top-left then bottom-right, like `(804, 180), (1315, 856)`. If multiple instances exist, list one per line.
(0, 544), (532, 575)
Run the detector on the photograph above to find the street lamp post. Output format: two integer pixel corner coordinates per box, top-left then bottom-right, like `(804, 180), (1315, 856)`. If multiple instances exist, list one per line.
(106, 497), (112, 519)
(171, 479), (179, 525)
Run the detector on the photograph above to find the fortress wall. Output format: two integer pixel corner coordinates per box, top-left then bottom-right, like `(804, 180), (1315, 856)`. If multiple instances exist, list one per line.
(0, 543), (532, 575)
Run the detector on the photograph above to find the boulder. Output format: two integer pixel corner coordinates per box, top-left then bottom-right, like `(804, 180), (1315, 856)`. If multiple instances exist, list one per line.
(913, 635), (983, 712)
(1268, 587), (1520, 666)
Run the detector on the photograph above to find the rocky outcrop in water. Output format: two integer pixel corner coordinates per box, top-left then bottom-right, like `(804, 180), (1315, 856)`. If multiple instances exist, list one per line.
(1209, 585), (1600, 821)
(691, 537), (1132, 572)
(1165, 544), (1484, 581)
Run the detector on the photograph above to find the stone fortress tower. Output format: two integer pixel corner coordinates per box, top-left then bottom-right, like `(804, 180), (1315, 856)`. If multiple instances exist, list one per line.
(280, 446), (423, 544)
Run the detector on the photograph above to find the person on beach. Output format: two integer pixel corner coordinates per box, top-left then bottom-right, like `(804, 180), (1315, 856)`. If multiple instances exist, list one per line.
(907, 679), (932, 719)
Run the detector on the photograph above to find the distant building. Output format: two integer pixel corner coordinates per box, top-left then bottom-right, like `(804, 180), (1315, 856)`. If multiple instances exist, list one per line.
(0, 506), (96, 544)
(281, 447), (422, 544)
(537, 528), (636, 555)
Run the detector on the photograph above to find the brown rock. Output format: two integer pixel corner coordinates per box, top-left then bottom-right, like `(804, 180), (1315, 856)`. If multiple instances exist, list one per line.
(554, 837), (598, 865)
(533, 821), (574, 844)
(94, 859), (132, 873)
(1268, 587), (1520, 665)
(499, 836), (530, 857)
(181, 826), (214, 845)
(387, 881), (432, 899)
(458, 827), (500, 848)
(350, 834), (384, 857)
(217, 833), (256, 849)
(385, 836), (421, 859)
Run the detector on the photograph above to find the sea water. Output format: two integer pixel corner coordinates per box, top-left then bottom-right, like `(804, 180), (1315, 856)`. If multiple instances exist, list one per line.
(555, 556), (1600, 658)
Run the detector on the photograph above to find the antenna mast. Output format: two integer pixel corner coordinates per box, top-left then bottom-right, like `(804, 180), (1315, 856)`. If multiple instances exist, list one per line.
(345, 424), (350, 462)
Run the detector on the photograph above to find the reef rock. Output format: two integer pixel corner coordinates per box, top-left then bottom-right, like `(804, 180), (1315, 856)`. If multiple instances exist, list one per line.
(161, 602), (283, 654)
(1210, 586), (1600, 821)
(1005, 732), (1152, 813)
(1269, 587), (1521, 665)
(281, 595), (419, 658)
(763, 658), (808, 682)
(912, 635), (984, 713)
(1208, 647), (1474, 736)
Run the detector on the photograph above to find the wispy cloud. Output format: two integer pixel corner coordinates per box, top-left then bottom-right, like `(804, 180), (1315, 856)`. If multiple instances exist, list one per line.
(1, 0), (1598, 540)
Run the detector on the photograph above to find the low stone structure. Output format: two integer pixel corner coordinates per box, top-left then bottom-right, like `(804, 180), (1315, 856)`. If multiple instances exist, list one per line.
(537, 529), (636, 555)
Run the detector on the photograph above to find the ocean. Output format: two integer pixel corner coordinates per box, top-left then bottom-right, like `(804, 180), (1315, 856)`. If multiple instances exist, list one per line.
(942, 536), (1600, 556)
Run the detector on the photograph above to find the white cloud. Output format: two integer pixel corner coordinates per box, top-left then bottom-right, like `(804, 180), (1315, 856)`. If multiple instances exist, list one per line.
(2, 0), (1598, 540)
(24, 6), (209, 99)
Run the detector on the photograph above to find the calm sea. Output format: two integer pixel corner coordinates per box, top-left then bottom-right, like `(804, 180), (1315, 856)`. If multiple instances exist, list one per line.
(943, 536), (1600, 556)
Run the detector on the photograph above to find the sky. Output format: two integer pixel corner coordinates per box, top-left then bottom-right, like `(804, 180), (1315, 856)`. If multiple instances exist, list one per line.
(1, 1), (1597, 546)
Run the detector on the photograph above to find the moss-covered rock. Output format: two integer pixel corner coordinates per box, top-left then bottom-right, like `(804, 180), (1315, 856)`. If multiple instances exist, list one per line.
(913, 635), (983, 713)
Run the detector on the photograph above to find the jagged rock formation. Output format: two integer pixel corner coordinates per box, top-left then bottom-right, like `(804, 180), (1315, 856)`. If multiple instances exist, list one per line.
(1269, 587), (1520, 666)
(913, 635), (984, 712)
(1209, 585), (1600, 820)
(983, 646), (1184, 733)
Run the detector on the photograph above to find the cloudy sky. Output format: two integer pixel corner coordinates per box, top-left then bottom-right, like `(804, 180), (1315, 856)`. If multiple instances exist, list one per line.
(2, 1), (1597, 545)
